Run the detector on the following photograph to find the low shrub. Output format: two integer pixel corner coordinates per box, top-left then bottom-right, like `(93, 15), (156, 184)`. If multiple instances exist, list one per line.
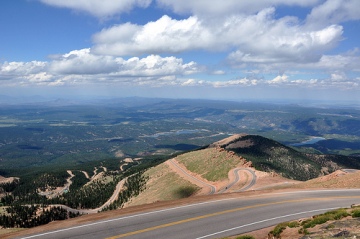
(288, 221), (300, 228)
(326, 224), (335, 229)
(235, 236), (255, 239)
(325, 208), (349, 220)
(303, 209), (349, 228)
(298, 227), (309, 235)
(269, 222), (288, 238)
(303, 215), (330, 228)
(352, 209), (360, 218)
(301, 219), (311, 226)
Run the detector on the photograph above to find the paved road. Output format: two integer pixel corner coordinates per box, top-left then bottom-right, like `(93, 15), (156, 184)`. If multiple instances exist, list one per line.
(235, 168), (257, 192)
(342, 169), (359, 173)
(16, 189), (360, 239)
(219, 168), (257, 193)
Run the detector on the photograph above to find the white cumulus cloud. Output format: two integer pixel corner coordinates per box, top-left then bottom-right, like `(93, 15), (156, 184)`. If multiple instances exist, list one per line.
(0, 61), (47, 76)
(39, 0), (151, 18)
(50, 48), (199, 77)
(269, 75), (289, 84)
(156, 0), (320, 17)
(92, 15), (213, 55)
(306, 0), (360, 28)
(0, 49), (200, 86)
(92, 8), (343, 66)
(113, 55), (199, 76)
(227, 21), (342, 65)
(6, 0), (359, 98)
(50, 49), (119, 74)
(212, 78), (258, 88)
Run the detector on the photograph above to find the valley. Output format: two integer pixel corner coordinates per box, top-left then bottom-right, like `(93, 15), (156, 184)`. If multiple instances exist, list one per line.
(1, 98), (360, 171)
(1, 98), (360, 238)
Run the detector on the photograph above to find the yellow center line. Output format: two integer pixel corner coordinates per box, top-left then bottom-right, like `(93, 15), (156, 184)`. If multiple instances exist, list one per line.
(106, 196), (360, 239)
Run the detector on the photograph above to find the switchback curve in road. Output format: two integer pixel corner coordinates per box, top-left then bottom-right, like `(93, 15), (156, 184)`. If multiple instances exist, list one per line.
(218, 168), (257, 193)
(45, 178), (127, 215)
(168, 159), (257, 195)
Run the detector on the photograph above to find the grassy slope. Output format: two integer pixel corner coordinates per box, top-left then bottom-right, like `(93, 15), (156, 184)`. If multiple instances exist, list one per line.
(127, 134), (360, 206)
(175, 147), (246, 182)
(127, 147), (246, 205)
(125, 163), (200, 207)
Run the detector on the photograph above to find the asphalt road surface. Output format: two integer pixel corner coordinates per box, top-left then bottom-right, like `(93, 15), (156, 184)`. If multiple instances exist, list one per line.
(218, 168), (257, 193)
(236, 168), (257, 192)
(17, 189), (360, 239)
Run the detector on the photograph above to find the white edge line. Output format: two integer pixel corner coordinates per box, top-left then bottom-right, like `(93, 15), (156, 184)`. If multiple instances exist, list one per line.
(19, 189), (360, 238)
(19, 198), (236, 239)
(195, 207), (340, 239)
(270, 189), (360, 196)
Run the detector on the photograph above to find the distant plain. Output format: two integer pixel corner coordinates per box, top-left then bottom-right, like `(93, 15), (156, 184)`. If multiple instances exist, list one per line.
(1, 98), (359, 173)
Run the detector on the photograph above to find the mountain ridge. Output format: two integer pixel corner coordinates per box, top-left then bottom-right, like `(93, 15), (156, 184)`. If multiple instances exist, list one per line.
(125, 134), (360, 206)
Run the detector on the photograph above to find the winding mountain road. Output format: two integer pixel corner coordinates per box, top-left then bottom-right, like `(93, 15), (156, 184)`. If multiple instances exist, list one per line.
(44, 178), (127, 215)
(168, 159), (257, 194)
(219, 168), (257, 193)
(14, 189), (360, 239)
(235, 168), (257, 192)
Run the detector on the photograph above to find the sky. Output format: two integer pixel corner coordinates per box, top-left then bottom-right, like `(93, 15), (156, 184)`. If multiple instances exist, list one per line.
(0, 0), (360, 103)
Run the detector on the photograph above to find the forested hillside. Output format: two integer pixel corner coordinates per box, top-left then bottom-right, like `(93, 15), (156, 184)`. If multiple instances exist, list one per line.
(217, 134), (360, 181)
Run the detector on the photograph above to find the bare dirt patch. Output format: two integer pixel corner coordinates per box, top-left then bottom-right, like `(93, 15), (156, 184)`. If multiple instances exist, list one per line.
(251, 171), (300, 190)
(0, 176), (18, 184)
(123, 158), (134, 163)
(0, 228), (25, 237)
(209, 133), (247, 148)
(90, 171), (104, 182)
(293, 170), (360, 189)
(114, 150), (125, 158)
(81, 170), (90, 179)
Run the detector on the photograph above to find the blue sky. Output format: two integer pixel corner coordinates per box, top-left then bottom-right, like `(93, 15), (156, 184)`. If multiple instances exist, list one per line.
(0, 0), (359, 103)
